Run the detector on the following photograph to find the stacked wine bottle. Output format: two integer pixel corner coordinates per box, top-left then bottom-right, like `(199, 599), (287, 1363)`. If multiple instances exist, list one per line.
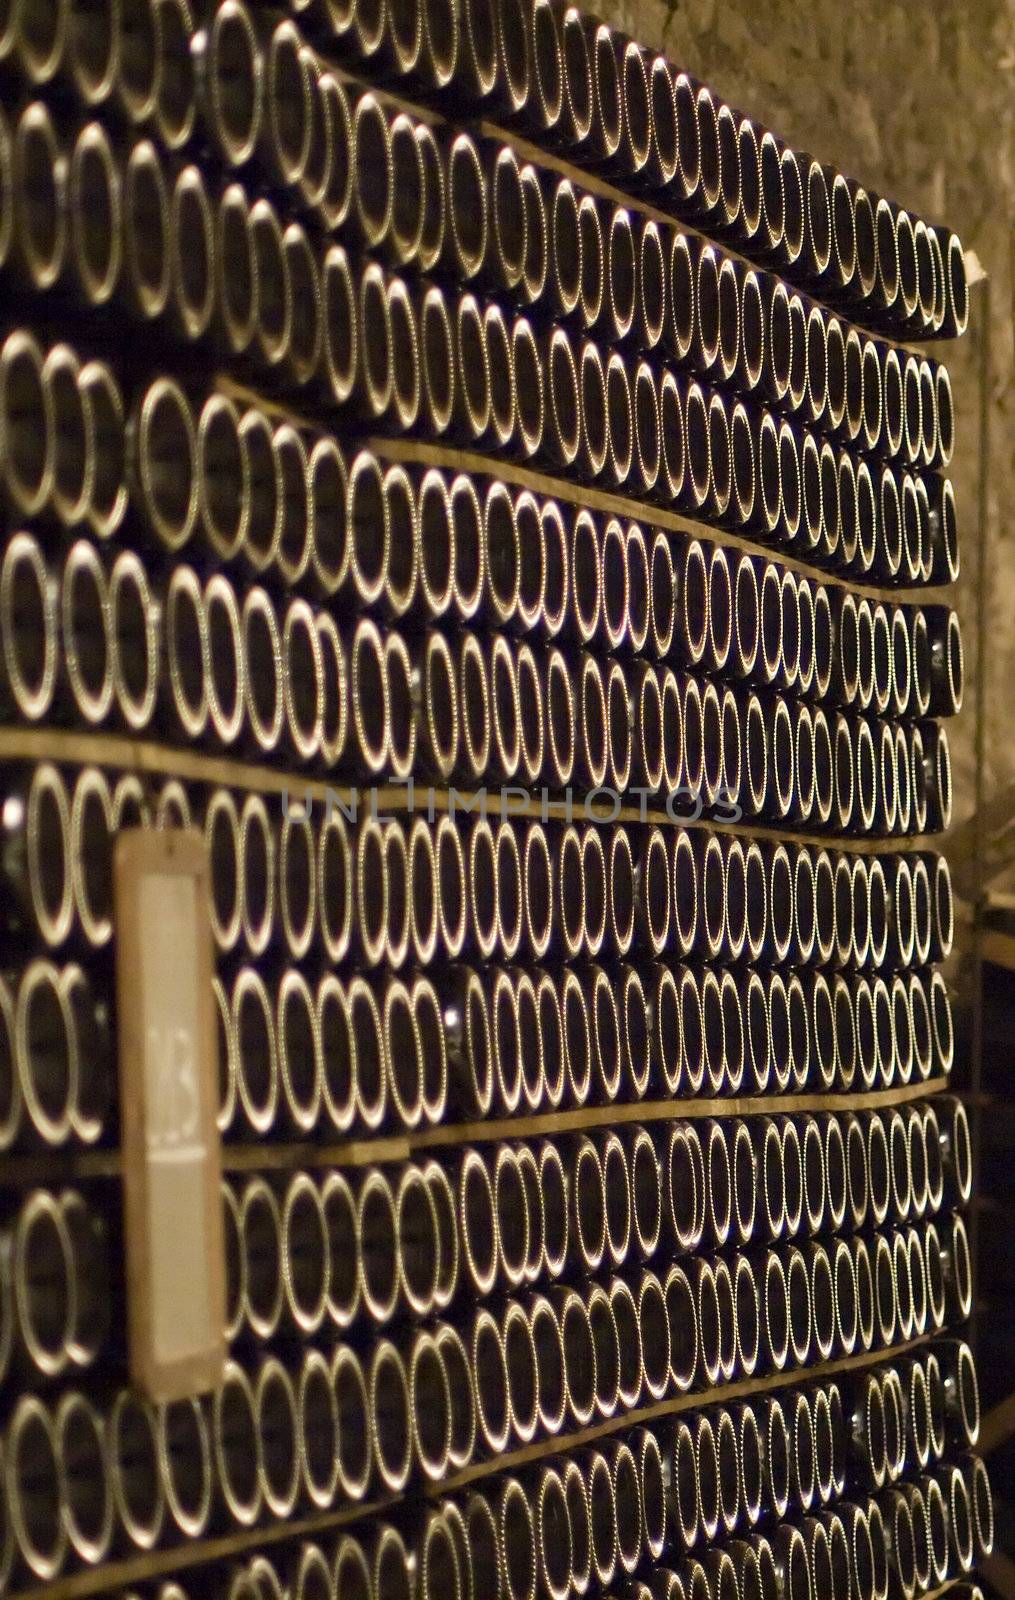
(0, 2), (988, 1599)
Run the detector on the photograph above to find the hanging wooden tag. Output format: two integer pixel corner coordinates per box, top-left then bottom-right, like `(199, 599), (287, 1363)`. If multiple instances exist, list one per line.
(114, 828), (225, 1402)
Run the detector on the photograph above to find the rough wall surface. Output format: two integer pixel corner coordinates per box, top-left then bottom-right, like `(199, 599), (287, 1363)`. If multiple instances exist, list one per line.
(603, 0), (1015, 910)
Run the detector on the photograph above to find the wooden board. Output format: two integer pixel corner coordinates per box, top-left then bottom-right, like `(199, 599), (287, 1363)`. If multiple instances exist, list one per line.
(2, 1324), (941, 1600)
(113, 829), (225, 1402)
(0, 726), (937, 856)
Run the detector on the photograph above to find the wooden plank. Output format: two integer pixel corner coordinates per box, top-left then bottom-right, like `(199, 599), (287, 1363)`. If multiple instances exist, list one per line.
(0, 726), (937, 855)
(215, 367), (949, 612)
(304, 43), (937, 366)
(368, 431), (951, 608)
(0, 1149), (123, 1186)
(3, 1325), (937, 1600)
(407, 1074), (947, 1154)
(0, 1494), (395, 1600)
(436, 1326), (935, 1495)
(0, 1078), (948, 1185)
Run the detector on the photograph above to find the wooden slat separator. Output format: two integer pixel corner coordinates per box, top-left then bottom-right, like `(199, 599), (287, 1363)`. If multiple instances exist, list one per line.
(299, 44), (938, 364)
(367, 431), (954, 609)
(212, 369), (951, 611)
(0, 1078), (947, 1186)
(3, 1327), (940, 1600)
(0, 726), (939, 856)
